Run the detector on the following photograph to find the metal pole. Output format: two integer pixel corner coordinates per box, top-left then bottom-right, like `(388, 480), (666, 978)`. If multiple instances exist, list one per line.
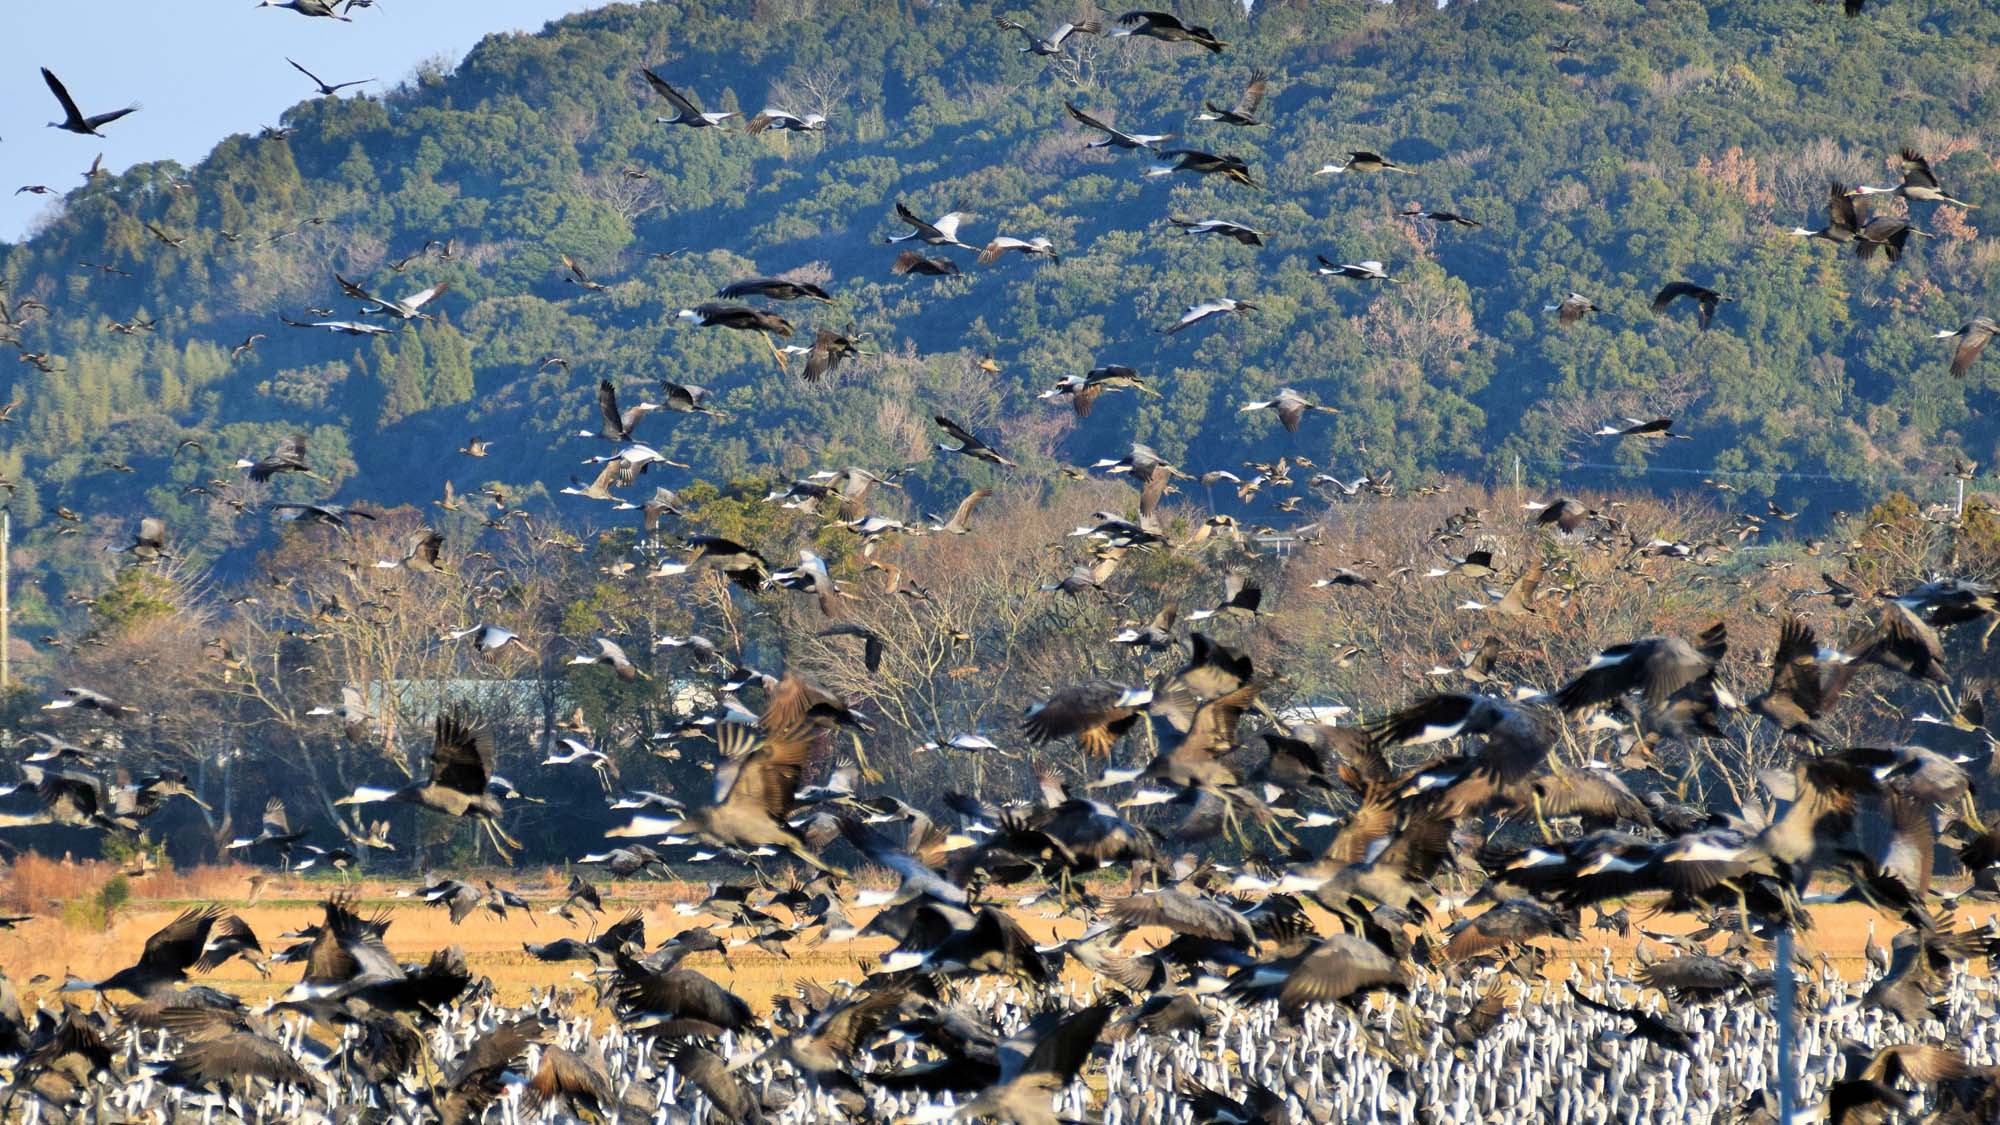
(1958, 478), (1966, 519)
(2, 507), (11, 691)
(1774, 926), (1797, 1121)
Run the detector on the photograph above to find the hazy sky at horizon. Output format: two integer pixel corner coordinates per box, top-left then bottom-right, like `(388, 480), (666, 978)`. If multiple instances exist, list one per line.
(1, 0), (607, 243)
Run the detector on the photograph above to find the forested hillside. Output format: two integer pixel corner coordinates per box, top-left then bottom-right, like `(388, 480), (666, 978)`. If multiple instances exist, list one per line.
(7, 0), (2000, 845)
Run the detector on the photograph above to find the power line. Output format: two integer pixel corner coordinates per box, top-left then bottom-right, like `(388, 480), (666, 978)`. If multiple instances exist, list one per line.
(1522, 456), (1988, 489)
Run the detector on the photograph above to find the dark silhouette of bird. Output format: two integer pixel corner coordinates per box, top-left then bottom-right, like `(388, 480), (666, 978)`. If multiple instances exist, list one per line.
(1063, 100), (1175, 151)
(1792, 181), (1865, 244)
(1147, 149), (1259, 188)
(287, 58), (373, 96)
(41, 68), (138, 136)
(934, 414), (1016, 467)
(1196, 69), (1268, 126)
(1651, 281), (1732, 330)
(1314, 151), (1412, 175)
(1113, 10), (1225, 52)
(1935, 317), (1998, 377)
(336, 706), (518, 856)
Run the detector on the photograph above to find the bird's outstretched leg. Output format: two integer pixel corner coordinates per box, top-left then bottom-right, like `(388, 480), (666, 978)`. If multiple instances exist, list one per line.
(1221, 800), (1250, 852)
(482, 820), (517, 864)
(1531, 791), (1556, 845)
(1263, 816), (1297, 852)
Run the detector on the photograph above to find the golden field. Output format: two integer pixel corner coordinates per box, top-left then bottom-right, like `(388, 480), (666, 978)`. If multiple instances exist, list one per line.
(3, 857), (1997, 1016)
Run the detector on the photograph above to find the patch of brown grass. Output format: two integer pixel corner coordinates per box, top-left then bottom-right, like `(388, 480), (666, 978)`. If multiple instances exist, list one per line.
(0, 853), (263, 914)
(1, 852), (111, 912)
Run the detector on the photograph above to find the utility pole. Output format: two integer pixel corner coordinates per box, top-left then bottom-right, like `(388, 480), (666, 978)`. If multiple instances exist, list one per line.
(2, 507), (10, 691)
(1775, 926), (1798, 1121)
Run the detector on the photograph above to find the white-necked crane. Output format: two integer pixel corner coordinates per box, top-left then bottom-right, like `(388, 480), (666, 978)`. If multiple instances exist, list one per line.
(641, 70), (737, 127)
(584, 379), (659, 442)
(1241, 388), (1338, 432)
(569, 637), (649, 681)
(662, 379), (722, 415)
(446, 623), (537, 658)
(1165, 297), (1255, 334)
(1855, 215), (1931, 262)
(1168, 216), (1263, 245)
(786, 327), (862, 383)
(1596, 417), (1692, 440)
(1316, 256), (1398, 282)
(336, 705), (519, 857)
(678, 303), (794, 368)
(935, 415), (1015, 467)
(995, 15), (1101, 55)
(41, 68), (138, 137)
(237, 433), (320, 483)
(746, 108), (826, 133)
(887, 202), (973, 249)
(1063, 100), (1174, 151)
(358, 281), (449, 321)
(1401, 207), (1482, 228)
(257, 0), (352, 19)
(1040, 365), (1159, 417)
(280, 314), (391, 336)
(1849, 147), (1974, 208)
(1313, 151), (1413, 175)
(1792, 181), (1864, 245)
(978, 236), (1060, 265)
(1935, 317), (1999, 377)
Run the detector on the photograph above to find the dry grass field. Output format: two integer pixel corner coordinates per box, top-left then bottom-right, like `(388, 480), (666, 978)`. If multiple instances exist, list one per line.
(3, 856), (1997, 1017)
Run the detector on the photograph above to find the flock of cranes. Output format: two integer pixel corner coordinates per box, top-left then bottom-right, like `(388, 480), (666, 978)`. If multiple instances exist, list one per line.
(5, 2), (2000, 1124)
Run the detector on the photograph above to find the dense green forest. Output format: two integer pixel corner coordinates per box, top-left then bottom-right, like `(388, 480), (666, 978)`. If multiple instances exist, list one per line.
(2, 0), (1997, 632)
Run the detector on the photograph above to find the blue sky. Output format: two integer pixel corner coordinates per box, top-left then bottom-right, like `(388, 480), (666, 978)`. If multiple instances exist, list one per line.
(2, 0), (606, 243)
